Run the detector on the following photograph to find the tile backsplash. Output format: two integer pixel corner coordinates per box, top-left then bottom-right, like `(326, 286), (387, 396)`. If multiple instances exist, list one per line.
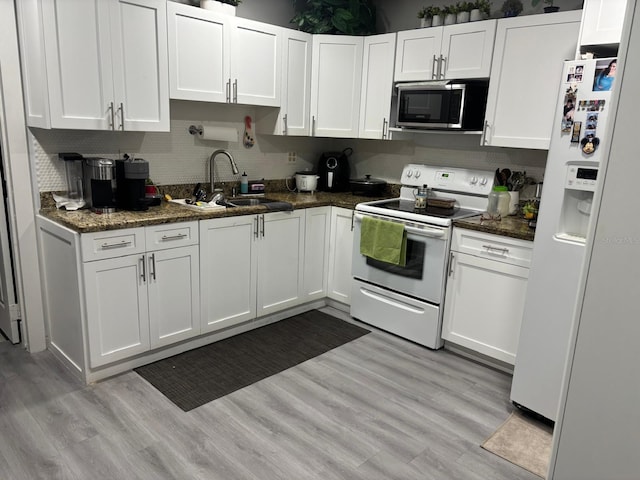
(32, 99), (547, 197)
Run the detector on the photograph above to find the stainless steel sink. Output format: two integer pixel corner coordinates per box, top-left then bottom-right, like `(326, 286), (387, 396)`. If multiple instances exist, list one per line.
(226, 197), (278, 207)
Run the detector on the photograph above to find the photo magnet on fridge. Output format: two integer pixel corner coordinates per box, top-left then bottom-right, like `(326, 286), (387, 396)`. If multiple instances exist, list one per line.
(571, 122), (582, 143)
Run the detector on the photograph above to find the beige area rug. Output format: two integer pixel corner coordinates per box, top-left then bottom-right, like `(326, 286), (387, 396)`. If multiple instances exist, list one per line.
(481, 411), (554, 478)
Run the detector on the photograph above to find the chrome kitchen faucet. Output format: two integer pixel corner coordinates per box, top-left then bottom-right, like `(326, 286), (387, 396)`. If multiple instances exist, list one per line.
(209, 149), (239, 194)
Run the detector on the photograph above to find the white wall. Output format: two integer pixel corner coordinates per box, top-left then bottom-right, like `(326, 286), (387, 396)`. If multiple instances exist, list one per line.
(170, 0), (296, 28)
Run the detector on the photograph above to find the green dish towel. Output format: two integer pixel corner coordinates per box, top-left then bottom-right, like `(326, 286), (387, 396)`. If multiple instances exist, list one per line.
(360, 216), (407, 266)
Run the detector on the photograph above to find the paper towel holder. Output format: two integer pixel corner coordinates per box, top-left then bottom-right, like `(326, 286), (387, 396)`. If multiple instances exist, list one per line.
(188, 125), (203, 136)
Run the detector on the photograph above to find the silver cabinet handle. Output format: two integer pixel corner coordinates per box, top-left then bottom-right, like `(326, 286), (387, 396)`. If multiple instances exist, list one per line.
(254, 215), (259, 239)
(483, 244), (509, 254)
(149, 253), (156, 280)
(101, 240), (132, 250)
(448, 251), (455, 277)
(312, 115), (316, 136)
(351, 210), (355, 231)
(233, 79), (238, 103)
(140, 255), (146, 282)
(283, 114), (288, 135)
(109, 102), (115, 130)
(482, 120), (490, 145)
(439, 54), (446, 79)
(432, 55), (438, 80)
(118, 102), (124, 130)
(260, 214), (265, 237)
(226, 79), (231, 103)
(161, 233), (187, 241)
(382, 117), (388, 139)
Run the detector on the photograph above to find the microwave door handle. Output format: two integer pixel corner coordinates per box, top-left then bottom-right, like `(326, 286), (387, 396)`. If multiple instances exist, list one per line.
(432, 55), (438, 80)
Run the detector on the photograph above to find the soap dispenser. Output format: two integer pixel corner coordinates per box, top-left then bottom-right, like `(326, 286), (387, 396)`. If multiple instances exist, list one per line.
(240, 172), (248, 194)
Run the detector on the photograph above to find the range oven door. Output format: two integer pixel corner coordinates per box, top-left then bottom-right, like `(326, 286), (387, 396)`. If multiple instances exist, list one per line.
(351, 212), (449, 305)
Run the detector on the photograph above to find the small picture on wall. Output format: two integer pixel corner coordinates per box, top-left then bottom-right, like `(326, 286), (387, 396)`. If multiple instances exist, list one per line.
(593, 58), (617, 92)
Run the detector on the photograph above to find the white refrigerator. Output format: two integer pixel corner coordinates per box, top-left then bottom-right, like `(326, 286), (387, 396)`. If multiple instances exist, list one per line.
(510, 58), (617, 422)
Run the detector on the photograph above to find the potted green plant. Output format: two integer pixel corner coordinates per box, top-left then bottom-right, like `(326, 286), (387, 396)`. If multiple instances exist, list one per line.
(456, 2), (473, 23)
(442, 4), (458, 25)
(199, 0), (241, 15)
(500, 0), (523, 17)
(470, 0), (491, 21)
(417, 6), (441, 28)
(290, 0), (376, 35)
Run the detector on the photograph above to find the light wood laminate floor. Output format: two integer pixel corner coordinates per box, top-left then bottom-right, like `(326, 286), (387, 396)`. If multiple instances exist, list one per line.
(0, 308), (539, 480)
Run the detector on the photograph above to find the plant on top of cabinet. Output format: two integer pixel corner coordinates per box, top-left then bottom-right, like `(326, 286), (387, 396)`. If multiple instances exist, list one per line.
(418, 6), (442, 28)
(501, 0), (523, 17)
(290, 0), (376, 35)
(474, 0), (492, 18)
(532, 0), (560, 13)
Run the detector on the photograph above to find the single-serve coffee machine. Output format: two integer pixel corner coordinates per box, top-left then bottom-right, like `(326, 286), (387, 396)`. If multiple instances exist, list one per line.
(116, 157), (150, 211)
(83, 157), (117, 213)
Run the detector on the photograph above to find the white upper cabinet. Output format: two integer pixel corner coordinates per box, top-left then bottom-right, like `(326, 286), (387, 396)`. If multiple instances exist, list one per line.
(281, 30), (313, 135)
(18, 0), (169, 131)
(483, 11), (581, 149)
(310, 35), (364, 138)
(167, 3), (281, 107)
(359, 33), (396, 140)
(394, 20), (496, 82)
(578, 0), (628, 47)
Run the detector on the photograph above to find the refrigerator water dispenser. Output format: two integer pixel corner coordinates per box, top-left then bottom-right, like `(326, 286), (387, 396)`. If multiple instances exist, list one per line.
(556, 164), (598, 242)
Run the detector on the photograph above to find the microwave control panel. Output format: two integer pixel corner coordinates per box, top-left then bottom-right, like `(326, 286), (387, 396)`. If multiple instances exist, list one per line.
(566, 165), (598, 192)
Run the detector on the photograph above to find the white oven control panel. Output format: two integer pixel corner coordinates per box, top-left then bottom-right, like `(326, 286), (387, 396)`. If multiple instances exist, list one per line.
(401, 164), (494, 195)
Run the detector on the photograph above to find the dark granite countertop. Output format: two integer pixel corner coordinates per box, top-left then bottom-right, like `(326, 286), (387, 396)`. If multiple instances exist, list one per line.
(39, 191), (393, 234)
(453, 215), (535, 242)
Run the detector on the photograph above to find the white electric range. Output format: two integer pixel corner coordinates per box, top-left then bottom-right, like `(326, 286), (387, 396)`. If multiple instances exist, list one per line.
(351, 164), (494, 349)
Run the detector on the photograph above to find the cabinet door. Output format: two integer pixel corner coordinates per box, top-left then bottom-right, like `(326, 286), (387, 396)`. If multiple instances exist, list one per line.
(257, 211), (305, 316)
(83, 255), (150, 367)
(281, 30), (313, 135)
(231, 18), (281, 107)
(302, 207), (330, 302)
(41, 0), (114, 130)
(310, 35), (363, 138)
(199, 216), (257, 333)
(359, 33), (396, 139)
(328, 207), (354, 305)
(441, 20), (496, 79)
(110, 0), (170, 131)
(579, 0), (628, 46)
(483, 11), (581, 149)
(167, 3), (231, 103)
(394, 28), (443, 82)
(147, 245), (200, 349)
(442, 251), (529, 365)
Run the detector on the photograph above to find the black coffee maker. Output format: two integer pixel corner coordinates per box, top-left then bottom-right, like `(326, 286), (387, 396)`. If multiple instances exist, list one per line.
(83, 157), (117, 213)
(317, 147), (352, 192)
(116, 156), (151, 211)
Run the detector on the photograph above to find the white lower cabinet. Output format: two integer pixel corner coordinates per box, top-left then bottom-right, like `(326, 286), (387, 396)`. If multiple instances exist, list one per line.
(442, 228), (532, 365)
(200, 210), (305, 333)
(82, 222), (200, 368)
(302, 207), (330, 302)
(327, 207), (355, 305)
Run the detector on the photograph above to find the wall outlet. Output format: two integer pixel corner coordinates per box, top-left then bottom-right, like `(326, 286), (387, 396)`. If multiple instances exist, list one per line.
(288, 152), (297, 162)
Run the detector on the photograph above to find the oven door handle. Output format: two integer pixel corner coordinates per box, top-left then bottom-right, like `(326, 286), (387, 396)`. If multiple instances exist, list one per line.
(354, 213), (445, 239)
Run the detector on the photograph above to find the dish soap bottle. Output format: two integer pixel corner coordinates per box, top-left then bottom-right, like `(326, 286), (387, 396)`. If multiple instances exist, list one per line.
(240, 172), (248, 194)
(487, 186), (510, 218)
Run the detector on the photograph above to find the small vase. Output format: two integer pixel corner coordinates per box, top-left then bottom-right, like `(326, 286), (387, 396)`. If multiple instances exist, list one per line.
(444, 13), (456, 25)
(457, 11), (470, 23)
(543, 5), (560, 13)
(432, 14), (443, 27)
(200, 0), (237, 16)
(420, 17), (432, 28)
(470, 8), (483, 21)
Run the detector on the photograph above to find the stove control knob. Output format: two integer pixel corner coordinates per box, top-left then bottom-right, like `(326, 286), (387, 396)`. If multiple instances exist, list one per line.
(479, 177), (488, 186)
(414, 170), (421, 179)
(470, 176), (478, 185)
(406, 170), (413, 178)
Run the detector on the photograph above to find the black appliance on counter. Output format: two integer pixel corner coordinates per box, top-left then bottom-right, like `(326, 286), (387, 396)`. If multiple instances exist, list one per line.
(116, 156), (151, 211)
(317, 147), (352, 192)
(83, 157), (117, 213)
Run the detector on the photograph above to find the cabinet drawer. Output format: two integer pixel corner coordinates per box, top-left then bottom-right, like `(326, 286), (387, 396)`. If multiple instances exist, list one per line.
(452, 228), (533, 268)
(80, 228), (145, 262)
(145, 221), (199, 251)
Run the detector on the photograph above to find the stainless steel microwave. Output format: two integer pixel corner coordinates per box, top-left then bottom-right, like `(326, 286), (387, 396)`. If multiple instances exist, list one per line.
(395, 80), (489, 130)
